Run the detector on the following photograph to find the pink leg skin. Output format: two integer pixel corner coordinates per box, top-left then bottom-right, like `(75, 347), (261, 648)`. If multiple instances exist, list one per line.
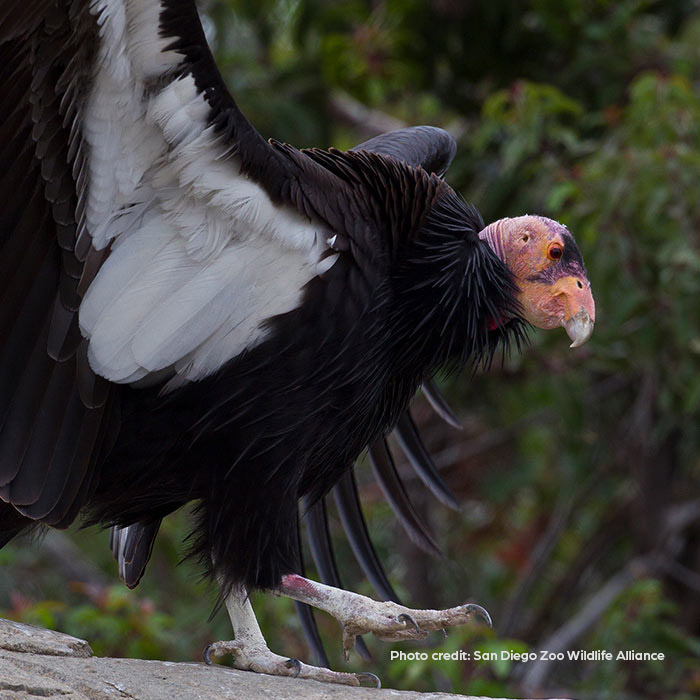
(278, 574), (492, 659)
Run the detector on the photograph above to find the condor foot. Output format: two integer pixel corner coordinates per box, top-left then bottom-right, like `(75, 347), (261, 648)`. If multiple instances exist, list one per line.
(278, 574), (491, 659)
(203, 639), (380, 687)
(339, 601), (490, 659)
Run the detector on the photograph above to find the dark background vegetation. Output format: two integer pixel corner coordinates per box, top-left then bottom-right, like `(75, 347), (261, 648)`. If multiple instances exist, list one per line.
(2, 1), (700, 698)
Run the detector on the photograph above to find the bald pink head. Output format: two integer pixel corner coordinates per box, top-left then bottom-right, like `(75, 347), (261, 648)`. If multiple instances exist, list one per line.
(479, 215), (595, 347)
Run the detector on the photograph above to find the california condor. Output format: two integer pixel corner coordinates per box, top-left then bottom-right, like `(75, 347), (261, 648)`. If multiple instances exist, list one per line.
(0, 0), (595, 685)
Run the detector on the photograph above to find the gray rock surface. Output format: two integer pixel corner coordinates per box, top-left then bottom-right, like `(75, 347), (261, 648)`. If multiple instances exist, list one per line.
(0, 618), (569, 700)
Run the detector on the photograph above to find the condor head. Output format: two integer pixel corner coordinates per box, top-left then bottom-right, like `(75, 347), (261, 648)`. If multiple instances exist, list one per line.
(479, 215), (595, 347)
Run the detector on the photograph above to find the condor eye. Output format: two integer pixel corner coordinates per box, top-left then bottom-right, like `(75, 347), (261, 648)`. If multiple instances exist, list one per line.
(548, 244), (563, 260)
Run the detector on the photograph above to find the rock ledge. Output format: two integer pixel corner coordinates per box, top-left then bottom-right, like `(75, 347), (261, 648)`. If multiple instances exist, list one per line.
(0, 618), (569, 700)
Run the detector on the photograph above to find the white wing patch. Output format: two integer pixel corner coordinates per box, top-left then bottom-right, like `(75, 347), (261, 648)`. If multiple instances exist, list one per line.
(78, 0), (334, 386)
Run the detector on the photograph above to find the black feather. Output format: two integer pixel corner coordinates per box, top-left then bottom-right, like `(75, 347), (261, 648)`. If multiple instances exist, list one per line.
(393, 411), (460, 510)
(351, 126), (456, 177)
(294, 600), (330, 668)
(110, 520), (162, 590)
(421, 379), (463, 430)
(332, 471), (400, 603)
(305, 499), (343, 588)
(368, 439), (442, 556)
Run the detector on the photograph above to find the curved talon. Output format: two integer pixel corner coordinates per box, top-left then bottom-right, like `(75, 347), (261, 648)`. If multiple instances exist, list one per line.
(397, 613), (420, 634)
(356, 672), (381, 688)
(202, 644), (214, 665)
(284, 658), (302, 678)
(463, 603), (492, 628)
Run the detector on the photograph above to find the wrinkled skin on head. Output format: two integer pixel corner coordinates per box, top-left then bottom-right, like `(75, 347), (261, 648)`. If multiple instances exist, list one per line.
(479, 215), (595, 347)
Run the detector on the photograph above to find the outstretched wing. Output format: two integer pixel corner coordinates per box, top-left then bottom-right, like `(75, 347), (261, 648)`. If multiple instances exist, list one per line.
(0, 0), (397, 527)
(59, 0), (333, 387)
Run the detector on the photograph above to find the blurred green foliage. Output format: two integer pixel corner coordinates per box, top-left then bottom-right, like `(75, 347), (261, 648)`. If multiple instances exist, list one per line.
(2, 1), (700, 698)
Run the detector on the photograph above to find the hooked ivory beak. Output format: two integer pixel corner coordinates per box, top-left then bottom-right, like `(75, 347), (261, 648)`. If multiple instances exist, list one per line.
(564, 308), (594, 348)
(552, 275), (595, 348)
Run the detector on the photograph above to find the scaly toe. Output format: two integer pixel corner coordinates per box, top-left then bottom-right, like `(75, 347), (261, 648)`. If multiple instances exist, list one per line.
(204, 638), (361, 686)
(339, 599), (492, 648)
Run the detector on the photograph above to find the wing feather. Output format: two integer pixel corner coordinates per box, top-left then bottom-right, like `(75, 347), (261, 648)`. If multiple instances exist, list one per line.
(351, 126), (457, 178)
(0, 3), (117, 529)
(110, 520), (162, 589)
(14, 386), (84, 519)
(367, 439), (441, 556)
(41, 400), (108, 525)
(0, 308), (56, 490)
(69, 3), (332, 384)
(332, 471), (400, 603)
(394, 412), (460, 510)
(421, 379), (463, 429)
(48, 394), (119, 529)
(7, 357), (76, 506)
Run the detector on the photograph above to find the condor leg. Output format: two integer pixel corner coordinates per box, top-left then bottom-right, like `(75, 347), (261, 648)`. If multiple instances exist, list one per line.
(203, 585), (378, 687)
(278, 574), (491, 659)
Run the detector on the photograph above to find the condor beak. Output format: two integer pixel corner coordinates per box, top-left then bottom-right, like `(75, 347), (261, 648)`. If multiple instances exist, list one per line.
(554, 276), (595, 348)
(565, 308), (594, 348)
